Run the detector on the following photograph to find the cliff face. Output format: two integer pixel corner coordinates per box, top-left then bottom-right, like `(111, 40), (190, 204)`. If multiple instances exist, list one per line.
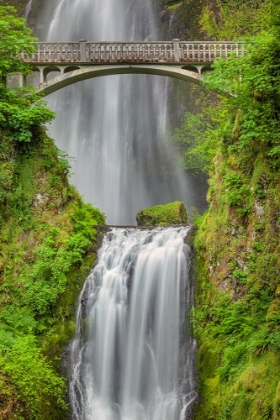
(194, 148), (280, 419)
(0, 128), (105, 419)
(190, 1), (280, 415)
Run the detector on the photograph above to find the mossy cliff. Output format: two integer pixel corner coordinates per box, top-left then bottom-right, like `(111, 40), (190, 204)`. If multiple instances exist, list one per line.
(0, 128), (105, 419)
(191, 2), (280, 416)
(194, 153), (280, 419)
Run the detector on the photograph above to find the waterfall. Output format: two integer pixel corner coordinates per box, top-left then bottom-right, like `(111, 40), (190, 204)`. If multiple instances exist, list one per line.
(24, 0), (33, 19)
(38, 0), (201, 225)
(70, 227), (197, 419)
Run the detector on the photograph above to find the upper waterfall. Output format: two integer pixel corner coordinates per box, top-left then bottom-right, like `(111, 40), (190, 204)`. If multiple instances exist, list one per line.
(36, 0), (201, 225)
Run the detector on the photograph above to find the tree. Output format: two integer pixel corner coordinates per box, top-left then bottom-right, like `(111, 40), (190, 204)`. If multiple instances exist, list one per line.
(0, 6), (55, 142)
(0, 6), (36, 77)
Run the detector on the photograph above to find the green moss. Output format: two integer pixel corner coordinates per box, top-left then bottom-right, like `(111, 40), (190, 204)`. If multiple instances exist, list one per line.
(194, 134), (280, 419)
(0, 0), (25, 14)
(136, 201), (187, 226)
(165, 1), (182, 13)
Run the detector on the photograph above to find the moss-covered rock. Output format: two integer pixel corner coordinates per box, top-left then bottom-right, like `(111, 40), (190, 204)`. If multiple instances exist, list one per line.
(136, 201), (187, 226)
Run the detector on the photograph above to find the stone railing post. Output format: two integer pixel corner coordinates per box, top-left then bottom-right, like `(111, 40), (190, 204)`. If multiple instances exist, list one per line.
(173, 39), (180, 62)
(79, 39), (87, 62)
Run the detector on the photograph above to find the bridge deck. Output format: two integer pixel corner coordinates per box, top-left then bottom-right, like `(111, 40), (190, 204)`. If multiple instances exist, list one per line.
(22, 41), (246, 64)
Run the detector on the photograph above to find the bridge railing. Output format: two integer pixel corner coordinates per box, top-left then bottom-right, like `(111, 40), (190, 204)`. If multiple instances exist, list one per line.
(86, 42), (176, 62)
(21, 41), (247, 63)
(179, 42), (246, 61)
(21, 42), (80, 63)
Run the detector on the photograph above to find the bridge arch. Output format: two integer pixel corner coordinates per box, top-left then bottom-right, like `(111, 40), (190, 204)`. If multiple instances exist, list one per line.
(63, 65), (81, 74)
(36, 65), (204, 96)
(19, 40), (246, 96)
(43, 65), (62, 81)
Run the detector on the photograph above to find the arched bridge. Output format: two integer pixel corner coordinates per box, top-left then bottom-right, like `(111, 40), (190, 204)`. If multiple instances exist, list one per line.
(20, 40), (246, 96)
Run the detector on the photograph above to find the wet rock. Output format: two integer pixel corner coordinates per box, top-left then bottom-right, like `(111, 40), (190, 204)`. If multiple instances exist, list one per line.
(237, 257), (248, 271)
(32, 192), (49, 207)
(254, 200), (265, 219)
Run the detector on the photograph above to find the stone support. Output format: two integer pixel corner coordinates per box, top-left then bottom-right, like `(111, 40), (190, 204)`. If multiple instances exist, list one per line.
(79, 39), (87, 62)
(39, 68), (45, 84)
(173, 39), (180, 62)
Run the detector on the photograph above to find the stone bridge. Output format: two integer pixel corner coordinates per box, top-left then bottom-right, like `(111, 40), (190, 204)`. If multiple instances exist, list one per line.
(19, 40), (246, 96)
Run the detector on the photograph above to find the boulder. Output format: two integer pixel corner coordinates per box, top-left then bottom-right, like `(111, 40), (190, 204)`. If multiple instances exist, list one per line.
(136, 201), (188, 226)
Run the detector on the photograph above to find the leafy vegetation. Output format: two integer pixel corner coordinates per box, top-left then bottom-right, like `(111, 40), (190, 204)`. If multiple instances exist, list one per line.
(200, 0), (271, 40)
(0, 6), (54, 143)
(0, 128), (105, 419)
(0, 5), (36, 76)
(174, 107), (221, 173)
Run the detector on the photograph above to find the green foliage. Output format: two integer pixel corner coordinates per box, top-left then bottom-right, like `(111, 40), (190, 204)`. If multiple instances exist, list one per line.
(223, 172), (250, 207)
(71, 203), (106, 235)
(232, 269), (247, 284)
(195, 249), (280, 418)
(176, 2), (280, 178)
(218, 342), (247, 381)
(0, 84), (55, 143)
(174, 110), (220, 172)
(1, 335), (67, 419)
(19, 204), (104, 317)
(200, 0), (271, 40)
(0, 6), (36, 76)
(0, 129), (106, 417)
(0, 7), (55, 143)
(204, 28), (280, 168)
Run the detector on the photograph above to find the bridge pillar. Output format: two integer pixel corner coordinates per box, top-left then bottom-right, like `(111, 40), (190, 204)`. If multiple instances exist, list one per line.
(173, 39), (180, 62)
(39, 68), (45, 84)
(79, 39), (87, 62)
(195, 65), (203, 74)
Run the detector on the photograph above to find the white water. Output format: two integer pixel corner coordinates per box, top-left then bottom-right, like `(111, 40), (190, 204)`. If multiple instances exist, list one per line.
(40, 0), (198, 225)
(24, 0), (33, 19)
(70, 227), (197, 419)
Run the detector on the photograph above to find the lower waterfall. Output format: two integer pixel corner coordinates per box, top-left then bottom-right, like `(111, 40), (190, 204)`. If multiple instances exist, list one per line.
(69, 227), (197, 420)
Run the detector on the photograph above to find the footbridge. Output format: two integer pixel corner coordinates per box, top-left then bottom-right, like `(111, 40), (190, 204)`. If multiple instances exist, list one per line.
(20, 40), (246, 96)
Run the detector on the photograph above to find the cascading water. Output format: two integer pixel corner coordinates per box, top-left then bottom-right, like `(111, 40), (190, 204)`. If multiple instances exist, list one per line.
(37, 0), (203, 225)
(24, 0), (33, 19)
(70, 227), (197, 420)
(36, 1), (198, 416)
